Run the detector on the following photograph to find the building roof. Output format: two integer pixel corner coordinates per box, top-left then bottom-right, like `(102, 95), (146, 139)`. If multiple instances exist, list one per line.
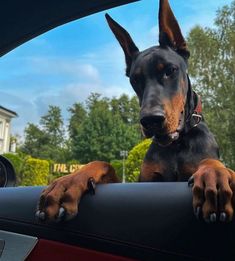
(0, 0), (139, 57)
(0, 106), (18, 118)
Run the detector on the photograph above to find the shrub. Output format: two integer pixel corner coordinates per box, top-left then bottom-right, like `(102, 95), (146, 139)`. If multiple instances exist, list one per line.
(3, 153), (50, 186)
(110, 160), (123, 181)
(21, 157), (49, 186)
(126, 139), (152, 182)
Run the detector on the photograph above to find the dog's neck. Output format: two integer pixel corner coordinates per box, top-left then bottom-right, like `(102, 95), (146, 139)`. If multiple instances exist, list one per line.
(184, 75), (203, 133)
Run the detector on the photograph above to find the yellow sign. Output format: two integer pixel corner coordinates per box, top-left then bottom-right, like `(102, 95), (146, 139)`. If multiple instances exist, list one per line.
(52, 164), (84, 174)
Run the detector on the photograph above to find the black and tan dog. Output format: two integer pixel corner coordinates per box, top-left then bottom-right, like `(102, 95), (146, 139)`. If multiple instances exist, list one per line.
(36, 0), (235, 223)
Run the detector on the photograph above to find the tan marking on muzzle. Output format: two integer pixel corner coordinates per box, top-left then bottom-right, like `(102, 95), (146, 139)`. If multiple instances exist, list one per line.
(163, 93), (185, 133)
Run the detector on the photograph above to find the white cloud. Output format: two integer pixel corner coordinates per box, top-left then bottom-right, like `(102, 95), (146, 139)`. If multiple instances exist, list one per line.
(28, 56), (100, 82)
(33, 81), (134, 120)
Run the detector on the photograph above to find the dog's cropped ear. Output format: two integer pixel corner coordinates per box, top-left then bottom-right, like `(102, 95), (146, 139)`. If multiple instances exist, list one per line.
(105, 13), (139, 76)
(159, 0), (190, 59)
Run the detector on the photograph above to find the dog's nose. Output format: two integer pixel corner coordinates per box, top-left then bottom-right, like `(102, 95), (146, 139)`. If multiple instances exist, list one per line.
(140, 115), (165, 129)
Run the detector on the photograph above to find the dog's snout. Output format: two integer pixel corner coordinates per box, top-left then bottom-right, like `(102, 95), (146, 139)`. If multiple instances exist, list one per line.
(140, 114), (165, 129)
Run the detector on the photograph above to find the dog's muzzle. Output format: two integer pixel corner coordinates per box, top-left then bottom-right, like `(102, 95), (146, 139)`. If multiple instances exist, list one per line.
(140, 112), (183, 147)
(140, 114), (165, 131)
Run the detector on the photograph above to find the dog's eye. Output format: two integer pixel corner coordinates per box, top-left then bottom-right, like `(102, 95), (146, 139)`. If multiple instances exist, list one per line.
(163, 66), (178, 79)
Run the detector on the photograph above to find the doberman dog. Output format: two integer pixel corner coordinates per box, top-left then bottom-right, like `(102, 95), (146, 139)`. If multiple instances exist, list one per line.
(36, 0), (235, 223)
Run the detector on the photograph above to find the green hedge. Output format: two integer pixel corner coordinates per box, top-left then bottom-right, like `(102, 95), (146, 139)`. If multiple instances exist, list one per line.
(126, 139), (152, 182)
(3, 153), (49, 186)
(21, 157), (49, 186)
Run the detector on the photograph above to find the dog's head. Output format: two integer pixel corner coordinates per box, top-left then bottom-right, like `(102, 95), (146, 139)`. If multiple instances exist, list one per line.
(106, 0), (191, 146)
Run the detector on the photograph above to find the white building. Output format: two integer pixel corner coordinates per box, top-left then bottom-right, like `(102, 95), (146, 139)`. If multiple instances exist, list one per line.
(0, 106), (17, 154)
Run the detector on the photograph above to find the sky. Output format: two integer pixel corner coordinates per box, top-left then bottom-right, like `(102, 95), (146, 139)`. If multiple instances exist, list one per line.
(0, 0), (233, 138)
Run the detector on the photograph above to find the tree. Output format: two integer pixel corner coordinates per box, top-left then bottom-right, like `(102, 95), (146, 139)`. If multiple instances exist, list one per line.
(110, 94), (139, 125)
(22, 94), (142, 164)
(40, 105), (65, 147)
(68, 102), (87, 138)
(69, 93), (141, 163)
(22, 123), (49, 157)
(187, 1), (235, 168)
(21, 106), (67, 162)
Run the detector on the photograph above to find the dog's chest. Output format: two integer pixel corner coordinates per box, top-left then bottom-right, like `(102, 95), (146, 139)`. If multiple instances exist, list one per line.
(141, 140), (198, 181)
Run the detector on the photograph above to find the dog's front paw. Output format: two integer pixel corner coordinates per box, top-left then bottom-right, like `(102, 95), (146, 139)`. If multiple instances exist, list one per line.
(35, 173), (90, 223)
(189, 159), (235, 223)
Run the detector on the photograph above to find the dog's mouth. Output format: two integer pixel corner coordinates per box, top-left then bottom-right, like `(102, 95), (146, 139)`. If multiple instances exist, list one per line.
(153, 131), (179, 147)
(142, 111), (185, 147)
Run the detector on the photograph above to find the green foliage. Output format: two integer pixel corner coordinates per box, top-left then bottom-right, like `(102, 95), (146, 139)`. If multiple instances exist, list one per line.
(126, 139), (152, 182)
(20, 94), (141, 164)
(21, 157), (49, 186)
(68, 102), (87, 138)
(187, 0), (235, 168)
(21, 123), (47, 156)
(3, 153), (49, 186)
(40, 105), (65, 146)
(110, 160), (123, 181)
(110, 94), (139, 125)
(3, 152), (29, 185)
(3, 153), (23, 177)
(69, 93), (142, 163)
(21, 105), (68, 162)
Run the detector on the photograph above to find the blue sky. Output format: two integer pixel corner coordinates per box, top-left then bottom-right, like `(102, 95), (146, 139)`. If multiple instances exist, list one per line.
(0, 0), (233, 137)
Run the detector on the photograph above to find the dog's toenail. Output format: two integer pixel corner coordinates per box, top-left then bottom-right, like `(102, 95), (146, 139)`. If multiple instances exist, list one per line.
(194, 206), (201, 218)
(88, 178), (96, 195)
(220, 212), (226, 222)
(35, 210), (40, 219)
(58, 207), (65, 218)
(188, 176), (194, 187)
(39, 211), (45, 220)
(210, 213), (217, 223)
